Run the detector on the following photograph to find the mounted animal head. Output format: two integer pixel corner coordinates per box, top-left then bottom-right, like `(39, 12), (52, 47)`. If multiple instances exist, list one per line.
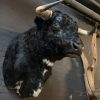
(35, 1), (84, 59)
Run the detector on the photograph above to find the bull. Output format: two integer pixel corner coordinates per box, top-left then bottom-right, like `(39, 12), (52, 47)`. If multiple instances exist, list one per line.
(3, 0), (84, 97)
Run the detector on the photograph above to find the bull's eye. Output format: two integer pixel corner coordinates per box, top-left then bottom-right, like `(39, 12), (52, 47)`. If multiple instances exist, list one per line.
(52, 22), (60, 31)
(51, 21), (62, 30)
(51, 15), (65, 31)
(56, 15), (63, 22)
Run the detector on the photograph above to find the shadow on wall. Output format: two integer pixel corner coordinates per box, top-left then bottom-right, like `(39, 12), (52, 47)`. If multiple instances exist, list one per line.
(65, 57), (88, 100)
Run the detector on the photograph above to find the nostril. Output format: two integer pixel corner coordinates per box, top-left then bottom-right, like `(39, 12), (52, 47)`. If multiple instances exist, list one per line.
(72, 43), (79, 50)
(73, 43), (84, 51)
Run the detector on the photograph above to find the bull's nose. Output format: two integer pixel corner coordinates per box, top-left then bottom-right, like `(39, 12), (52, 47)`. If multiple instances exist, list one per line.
(72, 42), (84, 51)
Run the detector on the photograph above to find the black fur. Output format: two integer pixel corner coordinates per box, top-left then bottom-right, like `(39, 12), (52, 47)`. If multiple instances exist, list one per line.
(3, 10), (84, 97)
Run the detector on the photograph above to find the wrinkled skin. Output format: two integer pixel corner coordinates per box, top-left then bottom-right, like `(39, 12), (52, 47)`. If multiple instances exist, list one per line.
(3, 10), (84, 97)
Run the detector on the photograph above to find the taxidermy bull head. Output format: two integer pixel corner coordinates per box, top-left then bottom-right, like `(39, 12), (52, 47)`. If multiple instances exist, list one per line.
(35, 0), (84, 59)
(3, 0), (84, 98)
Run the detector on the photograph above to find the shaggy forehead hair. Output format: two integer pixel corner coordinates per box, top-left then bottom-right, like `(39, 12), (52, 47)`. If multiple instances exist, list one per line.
(35, 10), (78, 35)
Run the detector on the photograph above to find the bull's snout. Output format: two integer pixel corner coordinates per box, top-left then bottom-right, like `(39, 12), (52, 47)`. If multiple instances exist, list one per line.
(71, 41), (84, 54)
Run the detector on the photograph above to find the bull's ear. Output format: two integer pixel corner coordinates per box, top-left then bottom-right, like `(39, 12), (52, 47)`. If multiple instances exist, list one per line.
(34, 16), (46, 29)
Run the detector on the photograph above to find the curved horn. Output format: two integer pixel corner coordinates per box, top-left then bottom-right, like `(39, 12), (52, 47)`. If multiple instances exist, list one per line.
(78, 27), (97, 35)
(78, 23), (98, 35)
(78, 28), (90, 35)
(36, 0), (63, 20)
